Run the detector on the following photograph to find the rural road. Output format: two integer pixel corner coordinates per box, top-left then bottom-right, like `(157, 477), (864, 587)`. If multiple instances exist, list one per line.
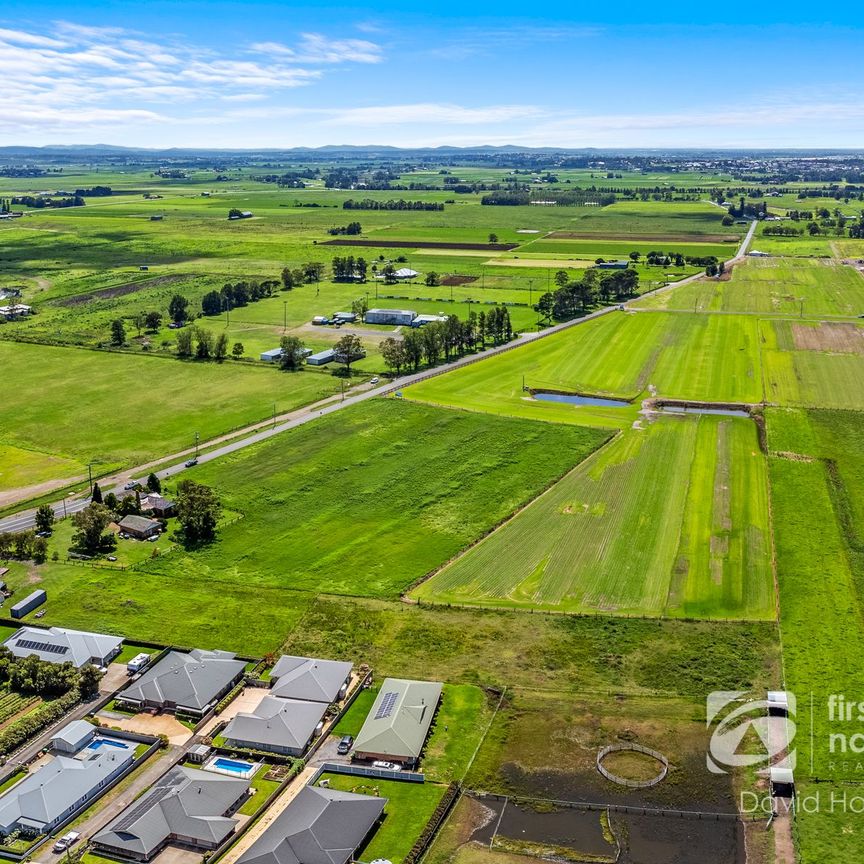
(0, 223), (756, 534)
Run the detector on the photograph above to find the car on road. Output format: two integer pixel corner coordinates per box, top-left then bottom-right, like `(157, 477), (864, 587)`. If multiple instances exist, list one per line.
(184, 458), (198, 467)
(369, 376), (379, 384)
(53, 832), (80, 853)
(371, 760), (400, 772)
(337, 735), (354, 755)
(123, 481), (138, 490)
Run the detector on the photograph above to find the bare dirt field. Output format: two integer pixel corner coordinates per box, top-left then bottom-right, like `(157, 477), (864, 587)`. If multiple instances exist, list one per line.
(321, 239), (519, 251)
(57, 274), (189, 306)
(792, 322), (864, 353)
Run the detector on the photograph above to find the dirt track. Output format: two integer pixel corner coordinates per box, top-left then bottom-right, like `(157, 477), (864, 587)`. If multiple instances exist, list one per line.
(320, 238), (519, 251)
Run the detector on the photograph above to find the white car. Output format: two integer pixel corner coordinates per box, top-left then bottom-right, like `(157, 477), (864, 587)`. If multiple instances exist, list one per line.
(53, 832), (80, 853)
(370, 376), (380, 384)
(371, 760), (401, 772)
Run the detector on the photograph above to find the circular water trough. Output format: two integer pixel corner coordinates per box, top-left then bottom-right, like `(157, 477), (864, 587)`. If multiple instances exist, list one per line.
(597, 743), (669, 788)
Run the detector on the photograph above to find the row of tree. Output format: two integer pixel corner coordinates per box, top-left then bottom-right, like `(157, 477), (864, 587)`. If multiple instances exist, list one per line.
(327, 222), (362, 235)
(342, 199), (444, 211)
(380, 307), (514, 374)
(201, 280), (278, 316)
(535, 269), (639, 323)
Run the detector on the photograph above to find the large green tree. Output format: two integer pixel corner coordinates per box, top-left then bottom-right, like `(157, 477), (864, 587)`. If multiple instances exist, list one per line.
(71, 503), (115, 553)
(175, 480), (222, 544)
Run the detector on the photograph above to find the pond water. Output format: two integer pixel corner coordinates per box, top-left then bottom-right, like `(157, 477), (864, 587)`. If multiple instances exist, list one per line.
(533, 391), (630, 408)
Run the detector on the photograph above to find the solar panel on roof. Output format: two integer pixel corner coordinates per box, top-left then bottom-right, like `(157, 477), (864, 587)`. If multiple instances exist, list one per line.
(374, 691), (399, 720)
(15, 638), (69, 655)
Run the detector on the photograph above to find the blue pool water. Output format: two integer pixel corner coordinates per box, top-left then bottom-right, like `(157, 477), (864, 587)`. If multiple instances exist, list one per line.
(533, 391), (630, 408)
(213, 758), (254, 774)
(87, 738), (129, 751)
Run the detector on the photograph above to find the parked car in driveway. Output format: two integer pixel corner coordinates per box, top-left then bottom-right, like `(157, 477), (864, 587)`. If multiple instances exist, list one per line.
(53, 832), (80, 853)
(337, 735), (353, 755)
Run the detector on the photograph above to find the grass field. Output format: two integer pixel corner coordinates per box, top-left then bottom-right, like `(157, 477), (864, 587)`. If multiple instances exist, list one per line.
(2, 400), (608, 648)
(636, 257), (864, 316)
(0, 340), (340, 471)
(135, 399), (608, 598)
(413, 415), (773, 619)
(765, 408), (864, 861)
(406, 311), (764, 427)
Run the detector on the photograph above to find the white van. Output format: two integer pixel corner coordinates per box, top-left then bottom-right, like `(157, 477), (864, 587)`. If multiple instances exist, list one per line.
(53, 832), (80, 853)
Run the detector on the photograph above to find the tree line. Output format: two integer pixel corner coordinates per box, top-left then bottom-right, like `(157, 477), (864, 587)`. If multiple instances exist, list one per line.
(342, 199), (444, 211)
(535, 269), (639, 323)
(327, 221), (362, 235)
(380, 307), (514, 374)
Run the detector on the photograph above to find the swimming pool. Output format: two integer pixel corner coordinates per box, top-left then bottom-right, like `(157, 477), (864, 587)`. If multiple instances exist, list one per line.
(205, 756), (257, 779)
(87, 738), (130, 751)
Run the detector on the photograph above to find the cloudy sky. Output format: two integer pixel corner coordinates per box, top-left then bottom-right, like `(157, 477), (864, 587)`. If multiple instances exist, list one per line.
(2, 0), (863, 149)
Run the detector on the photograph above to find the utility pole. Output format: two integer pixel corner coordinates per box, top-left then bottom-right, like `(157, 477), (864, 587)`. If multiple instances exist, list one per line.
(273, 403), (277, 428)
(283, 301), (287, 333)
(341, 379), (345, 402)
(194, 431), (199, 460)
(87, 463), (93, 493)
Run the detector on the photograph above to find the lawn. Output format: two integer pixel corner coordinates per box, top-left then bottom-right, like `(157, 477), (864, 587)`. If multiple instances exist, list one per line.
(238, 764), (281, 815)
(405, 311), (764, 428)
(414, 415), (773, 620)
(422, 684), (494, 783)
(314, 772), (447, 864)
(332, 687), (378, 738)
(636, 256), (864, 316)
(0, 341), (341, 470)
(0, 442), (84, 496)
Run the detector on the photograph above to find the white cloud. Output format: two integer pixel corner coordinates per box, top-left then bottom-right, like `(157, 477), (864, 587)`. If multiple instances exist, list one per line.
(0, 21), (383, 135)
(250, 32), (383, 64)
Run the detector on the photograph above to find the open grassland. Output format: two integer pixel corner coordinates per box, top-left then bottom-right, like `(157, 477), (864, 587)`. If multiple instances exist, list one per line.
(517, 238), (736, 259)
(280, 597), (777, 696)
(636, 257), (864, 316)
(406, 311), (763, 427)
(0, 341), (339, 470)
(766, 408), (864, 862)
(0, 442), (84, 495)
(132, 399), (608, 597)
(414, 415), (773, 620)
(761, 318), (864, 409)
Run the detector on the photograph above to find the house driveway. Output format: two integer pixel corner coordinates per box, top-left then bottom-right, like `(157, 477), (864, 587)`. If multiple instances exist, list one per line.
(100, 663), (131, 695)
(149, 846), (203, 864)
(97, 712), (193, 746)
(199, 687), (269, 737)
(217, 765), (317, 864)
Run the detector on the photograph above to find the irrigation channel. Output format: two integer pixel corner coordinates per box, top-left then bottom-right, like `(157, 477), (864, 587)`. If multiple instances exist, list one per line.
(528, 388), (758, 420)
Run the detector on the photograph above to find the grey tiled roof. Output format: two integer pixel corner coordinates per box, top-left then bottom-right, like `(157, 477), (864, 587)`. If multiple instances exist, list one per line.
(223, 697), (326, 751)
(122, 649), (245, 711)
(92, 766), (248, 858)
(269, 656), (352, 703)
(236, 786), (386, 864)
(0, 744), (134, 832)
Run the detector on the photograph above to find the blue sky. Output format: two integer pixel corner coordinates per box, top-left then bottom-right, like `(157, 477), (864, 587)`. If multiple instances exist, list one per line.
(2, 1), (863, 149)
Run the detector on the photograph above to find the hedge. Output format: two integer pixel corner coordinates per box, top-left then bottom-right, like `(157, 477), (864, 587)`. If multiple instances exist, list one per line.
(0, 688), (81, 755)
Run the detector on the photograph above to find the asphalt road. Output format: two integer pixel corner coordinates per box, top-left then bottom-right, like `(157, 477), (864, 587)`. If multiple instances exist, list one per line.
(0, 224), (757, 535)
